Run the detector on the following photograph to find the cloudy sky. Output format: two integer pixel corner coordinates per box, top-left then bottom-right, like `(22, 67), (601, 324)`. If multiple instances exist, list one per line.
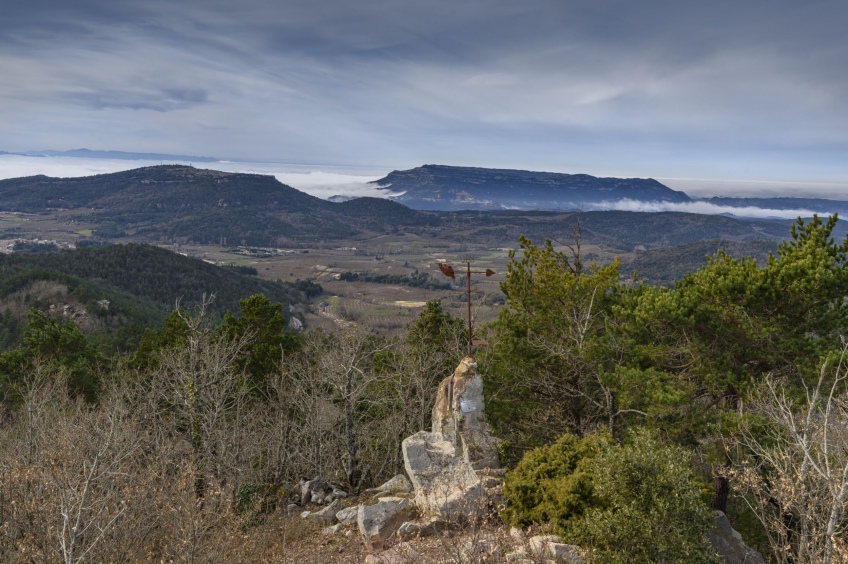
(1, 0), (846, 197)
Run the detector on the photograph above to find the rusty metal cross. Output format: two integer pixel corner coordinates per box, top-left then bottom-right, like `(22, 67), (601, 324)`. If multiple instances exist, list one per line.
(437, 255), (495, 357)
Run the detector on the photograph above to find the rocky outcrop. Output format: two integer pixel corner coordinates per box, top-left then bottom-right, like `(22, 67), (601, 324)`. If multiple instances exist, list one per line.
(402, 431), (486, 521)
(708, 511), (765, 564)
(432, 357), (500, 470)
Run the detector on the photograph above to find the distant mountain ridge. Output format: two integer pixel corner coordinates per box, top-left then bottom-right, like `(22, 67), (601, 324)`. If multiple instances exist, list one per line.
(0, 165), (842, 251)
(370, 164), (691, 211)
(369, 164), (848, 217)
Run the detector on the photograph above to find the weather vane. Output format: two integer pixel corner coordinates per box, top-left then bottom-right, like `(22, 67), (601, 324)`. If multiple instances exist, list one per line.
(437, 255), (495, 357)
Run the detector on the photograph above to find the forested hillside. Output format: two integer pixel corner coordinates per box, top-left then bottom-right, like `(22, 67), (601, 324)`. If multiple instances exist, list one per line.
(0, 244), (320, 352)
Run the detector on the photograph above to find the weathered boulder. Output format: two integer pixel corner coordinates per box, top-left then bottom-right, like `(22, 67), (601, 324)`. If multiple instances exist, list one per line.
(335, 505), (359, 525)
(402, 430), (486, 520)
(362, 474), (414, 499)
(304, 499), (340, 525)
(432, 357), (500, 470)
(358, 496), (415, 550)
(377, 474), (413, 494)
(708, 511), (765, 564)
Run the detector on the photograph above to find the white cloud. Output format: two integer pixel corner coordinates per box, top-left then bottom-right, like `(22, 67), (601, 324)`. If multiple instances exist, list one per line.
(588, 198), (826, 219)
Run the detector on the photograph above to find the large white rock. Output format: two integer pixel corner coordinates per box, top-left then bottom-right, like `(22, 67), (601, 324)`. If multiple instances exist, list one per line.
(402, 430), (486, 521)
(432, 357), (500, 470)
(357, 496), (415, 550)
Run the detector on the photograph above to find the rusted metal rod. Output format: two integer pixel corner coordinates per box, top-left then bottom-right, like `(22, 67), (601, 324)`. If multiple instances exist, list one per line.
(437, 258), (495, 357)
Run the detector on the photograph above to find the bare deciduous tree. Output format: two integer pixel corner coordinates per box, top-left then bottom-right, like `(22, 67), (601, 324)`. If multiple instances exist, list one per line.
(729, 339), (848, 564)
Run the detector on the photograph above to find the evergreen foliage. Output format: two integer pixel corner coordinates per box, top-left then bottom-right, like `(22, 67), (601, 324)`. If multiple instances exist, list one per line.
(0, 310), (104, 403)
(503, 431), (718, 562)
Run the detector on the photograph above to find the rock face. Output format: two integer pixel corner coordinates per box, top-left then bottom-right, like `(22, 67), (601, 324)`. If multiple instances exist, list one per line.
(402, 430), (486, 520)
(431, 357), (500, 470)
(357, 496), (415, 550)
(708, 511), (765, 564)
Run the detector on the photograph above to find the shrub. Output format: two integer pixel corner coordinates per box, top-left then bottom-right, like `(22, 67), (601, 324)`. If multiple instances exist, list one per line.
(504, 430), (718, 563)
(571, 431), (718, 563)
(502, 432), (614, 527)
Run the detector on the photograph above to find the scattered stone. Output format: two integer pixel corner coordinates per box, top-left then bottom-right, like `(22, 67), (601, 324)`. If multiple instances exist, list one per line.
(527, 535), (584, 562)
(432, 357), (500, 470)
(509, 526), (525, 542)
(462, 533), (499, 559)
(358, 496), (416, 550)
(300, 510), (311, 519)
(300, 476), (327, 505)
(708, 511), (765, 564)
(364, 548), (409, 564)
(402, 430), (486, 521)
(285, 503), (299, 516)
(306, 499), (340, 525)
(396, 517), (445, 540)
(335, 505), (359, 525)
(321, 523), (344, 536)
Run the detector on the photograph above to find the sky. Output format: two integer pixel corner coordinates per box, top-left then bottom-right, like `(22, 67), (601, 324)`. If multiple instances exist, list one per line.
(1, 0), (847, 198)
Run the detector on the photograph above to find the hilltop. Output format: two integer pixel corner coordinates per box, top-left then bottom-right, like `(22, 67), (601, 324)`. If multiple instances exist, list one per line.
(371, 164), (691, 211)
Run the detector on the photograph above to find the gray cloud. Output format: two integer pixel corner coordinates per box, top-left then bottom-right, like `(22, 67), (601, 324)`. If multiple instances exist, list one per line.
(0, 0), (846, 190)
(66, 87), (208, 112)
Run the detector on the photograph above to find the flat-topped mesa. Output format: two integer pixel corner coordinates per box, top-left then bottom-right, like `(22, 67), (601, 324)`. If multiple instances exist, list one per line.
(432, 356), (500, 470)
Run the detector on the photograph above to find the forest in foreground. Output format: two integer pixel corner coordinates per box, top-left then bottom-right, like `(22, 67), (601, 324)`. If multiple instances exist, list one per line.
(1, 215), (848, 562)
